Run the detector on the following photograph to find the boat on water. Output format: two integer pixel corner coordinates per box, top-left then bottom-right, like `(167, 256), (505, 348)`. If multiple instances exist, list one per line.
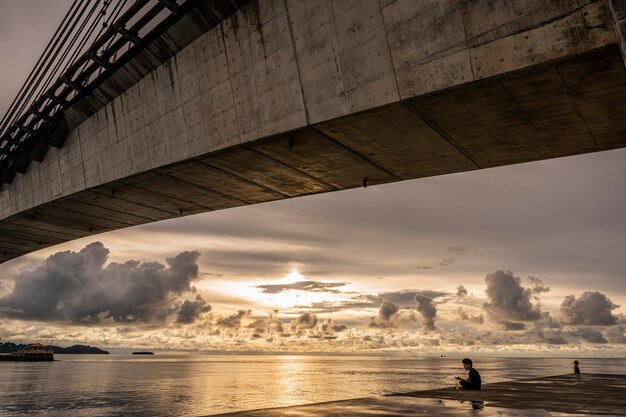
(0, 343), (54, 361)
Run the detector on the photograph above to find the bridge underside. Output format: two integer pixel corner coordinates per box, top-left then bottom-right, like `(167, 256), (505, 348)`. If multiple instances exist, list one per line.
(1, 45), (625, 263)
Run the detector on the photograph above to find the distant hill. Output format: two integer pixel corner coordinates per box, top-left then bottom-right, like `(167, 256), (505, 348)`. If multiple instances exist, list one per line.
(53, 344), (110, 354)
(0, 342), (109, 354)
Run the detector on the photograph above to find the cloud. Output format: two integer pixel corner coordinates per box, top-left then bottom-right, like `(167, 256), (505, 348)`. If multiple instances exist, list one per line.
(320, 318), (348, 335)
(503, 321), (527, 331)
(0, 242), (201, 324)
(456, 307), (484, 324)
(216, 310), (251, 328)
(527, 276), (550, 294)
(256, 280), (348, 294)
(292, 289), (451, 316)
(604, 326), (626, 344)
(360, 290), (449, 308)
(247, 311), (286, 335)
(456, 285), (468, 298)
(483, 270), (543, 322)
(540, 334), (569, 345)
(414, 265), (433, 270)
(291, 311), (318, 330)
(571, 328), (608, 344)
(448, 246), (470, 255)
(176, 296), (212, 324)
(378, 299), (399, 321)
(414, 294), (437, 331)
(289, 301), (360, 314)
(368, 299), (420, 329)
(560, 291), (619, 325)
(369, 300), (400, 328)
(439, 258), (455, 266)
(536, 312), (561, 329)
(333, 324), (348, 332)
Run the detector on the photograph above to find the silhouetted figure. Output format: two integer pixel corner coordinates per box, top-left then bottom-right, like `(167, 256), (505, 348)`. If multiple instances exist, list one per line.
(574, 360), (580, 375)
(455, 358), (481, 390)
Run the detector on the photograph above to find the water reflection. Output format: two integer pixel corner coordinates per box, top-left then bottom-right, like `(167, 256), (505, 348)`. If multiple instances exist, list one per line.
(0, 356), (625, 416)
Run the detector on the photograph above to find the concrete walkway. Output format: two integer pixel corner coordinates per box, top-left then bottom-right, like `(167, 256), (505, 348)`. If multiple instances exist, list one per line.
(206, 374), (626, 416)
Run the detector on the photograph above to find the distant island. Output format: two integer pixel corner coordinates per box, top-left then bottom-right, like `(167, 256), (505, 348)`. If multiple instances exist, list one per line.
(0, 342), (109, 354)
(132, 351), (154, 355)
(54, 345), (110, 354)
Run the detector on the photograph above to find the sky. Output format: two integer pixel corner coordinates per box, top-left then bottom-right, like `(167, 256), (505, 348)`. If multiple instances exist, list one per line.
(0, 1), (625, 356)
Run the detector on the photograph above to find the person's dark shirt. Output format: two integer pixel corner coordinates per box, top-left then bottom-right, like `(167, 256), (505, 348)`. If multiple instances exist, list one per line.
(462, 368), (481, 390)
(574, 365), (580, 374)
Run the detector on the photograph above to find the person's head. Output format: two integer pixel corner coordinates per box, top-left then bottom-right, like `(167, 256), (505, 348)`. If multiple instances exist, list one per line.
(462, 358), (473, 370)
(574, 360), (579, 365)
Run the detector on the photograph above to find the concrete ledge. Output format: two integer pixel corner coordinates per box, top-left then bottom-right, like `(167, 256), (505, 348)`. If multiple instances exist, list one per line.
(205, 374), (626, 416)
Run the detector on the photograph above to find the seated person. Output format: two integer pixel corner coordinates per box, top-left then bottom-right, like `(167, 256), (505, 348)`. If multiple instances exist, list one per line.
(455, 358), (481, 390)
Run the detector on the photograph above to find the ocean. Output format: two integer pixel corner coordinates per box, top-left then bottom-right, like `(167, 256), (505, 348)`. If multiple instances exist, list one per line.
(0, 355), (624, 416)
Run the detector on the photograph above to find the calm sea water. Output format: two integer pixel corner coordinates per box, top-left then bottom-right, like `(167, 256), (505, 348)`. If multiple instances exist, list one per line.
(0, 355), (624, 416)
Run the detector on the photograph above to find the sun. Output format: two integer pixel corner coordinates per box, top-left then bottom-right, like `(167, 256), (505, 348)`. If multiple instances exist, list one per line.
(258, 269), (347, 311)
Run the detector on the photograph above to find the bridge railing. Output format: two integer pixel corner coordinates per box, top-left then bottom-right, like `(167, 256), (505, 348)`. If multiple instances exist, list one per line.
(0, 0), (202, 188)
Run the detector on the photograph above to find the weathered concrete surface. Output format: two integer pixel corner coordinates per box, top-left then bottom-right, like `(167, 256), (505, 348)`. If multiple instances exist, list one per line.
(1, 0), (626, 262)
(609, 0), (626, 66)
(204, 374), (626, 416)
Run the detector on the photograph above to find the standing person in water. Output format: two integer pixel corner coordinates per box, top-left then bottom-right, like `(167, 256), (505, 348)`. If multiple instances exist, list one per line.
(455, 358), (481, 390)
(574, 360), (581, 375)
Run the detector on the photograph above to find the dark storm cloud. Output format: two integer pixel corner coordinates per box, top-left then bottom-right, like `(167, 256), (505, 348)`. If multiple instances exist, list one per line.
(0, 242), (201, 324)
(216, 310), (251, 328)
(256, 280), (348, 294)
(414, 294), (437, 331)
(483, 270), (543, 322)
(560, 291), (619, 325)
(378, 300), (399, 321)
(456, 285), (468, 298)
(176, 296), (212, 324)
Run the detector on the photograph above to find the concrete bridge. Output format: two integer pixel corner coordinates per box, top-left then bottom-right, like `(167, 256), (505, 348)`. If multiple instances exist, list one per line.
(1, 0), (626, 263)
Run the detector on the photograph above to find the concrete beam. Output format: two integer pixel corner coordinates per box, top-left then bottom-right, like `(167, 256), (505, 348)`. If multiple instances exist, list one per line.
(609, 0), (626, 66)
(1, 0), (625, 263)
